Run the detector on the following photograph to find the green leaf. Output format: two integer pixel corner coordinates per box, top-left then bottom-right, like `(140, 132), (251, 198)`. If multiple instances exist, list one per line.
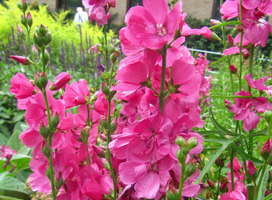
(7, 122), (28, 152)
(10, 154), (31, 170)
(231, 145), (263, 165)
(209, 107), (234, 137)
(0, 195), (24, 200)
(195, 136), (239, 184)
(210, 56), (228, 66)
(209, 21), (242, 30)
(0, 172), (29, 195)
(196, 196), (209, 200)
(0, 133), (8, 145)
(257, 166), (270, 200)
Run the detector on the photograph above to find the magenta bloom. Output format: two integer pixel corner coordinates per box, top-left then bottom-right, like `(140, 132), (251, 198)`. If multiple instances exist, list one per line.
(172, 60), (202, 96)
(225, 91), (272, 131)
(10, 73), (35, 99)
(124, 0), (182, 50)
(244, 74), (268, 91)
(50, 72), (71, 90)
(244, 19), (272, 47)
(10, 55), (30, 65)
(89, 5), (108, 26)
(0, 144), (16, 160)
(220, 191), (246, 200)
(63, 79), (90, 108)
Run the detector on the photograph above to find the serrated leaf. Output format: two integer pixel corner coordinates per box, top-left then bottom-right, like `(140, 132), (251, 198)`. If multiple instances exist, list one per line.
(195, 136), (239, 184)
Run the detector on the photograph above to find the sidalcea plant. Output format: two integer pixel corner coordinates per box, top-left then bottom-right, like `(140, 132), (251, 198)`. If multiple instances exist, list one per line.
(7, 0), (272, 200)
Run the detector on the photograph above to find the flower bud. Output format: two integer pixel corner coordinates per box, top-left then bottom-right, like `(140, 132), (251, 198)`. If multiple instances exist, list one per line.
(188, 137), (198, 149)
(110, 50), (120, 64)
(10, 55), (31, 65)
(230, 64), (237, 74)
(247, 160), (257, 176)
(184, 163), (196, 179)
(21, 14), (27, 27)
(42, 145), (51, 158)
(17, 0), (27, 13)
(243, 52), (250, 60)
(228, 35), (234, 47)
(80, 128), (90, 144)
(264, 110), (272, 123)
(40, 50), (50, 66)
(34, 25), (52, 48)
(210, 19), (221, 26)
(50, 72), (71, 90)
(261, 139), (272, 162)
(33, 32), (43, 49)
(207, 179), (215, 189)
(176, 136), (185, 147)
(176, 149), (186, 164)
(215, 154), (226, 168)
(39, 124), (49, 140)
(34, 72), (48, 91)
(50, 114), (60, 132)
(26, 12), (33, 28)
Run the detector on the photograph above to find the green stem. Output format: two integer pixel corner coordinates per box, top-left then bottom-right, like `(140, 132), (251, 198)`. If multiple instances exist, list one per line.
(42, 90), (56, 200)
(103, 26), (109, 72)
(238, 0), (243, 91)
(84, 104), (91, 165)
(106, 55), (117, 200)
(216, 167), (222, 199)
(42, 47), (46, 73)
(268, 114), (272, 139)
(211, 95), (254, 99)
(178, 158), (186, 200)
(230, 149), (235, 191)
(159, 45), (167, 113)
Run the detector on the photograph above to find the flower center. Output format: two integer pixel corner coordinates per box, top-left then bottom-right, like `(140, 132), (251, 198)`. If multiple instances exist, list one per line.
(156, 23), (167, 37)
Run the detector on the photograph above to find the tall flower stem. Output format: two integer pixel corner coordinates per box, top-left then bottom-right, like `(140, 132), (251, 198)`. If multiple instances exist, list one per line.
(41, 47), (56, 200)
(103, 26), (109, 72)
(247, 43), (255, 200)
(238, 0), (243, 91)
(106, 62), (117, 199)
(159, 45), (167, 113)
(103, 25), (117, 199)
(177, 158), (186, 200)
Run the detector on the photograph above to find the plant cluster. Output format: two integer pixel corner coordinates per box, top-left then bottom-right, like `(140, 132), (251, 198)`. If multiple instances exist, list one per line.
(1, 0), (272, 200)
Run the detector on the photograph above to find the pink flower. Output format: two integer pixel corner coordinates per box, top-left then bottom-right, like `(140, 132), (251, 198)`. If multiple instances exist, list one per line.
(10, 73), (35, 99)
(17, 24), (23, 34)
(244, 19), (272, 47)
(89, 5), (108, 26)
(261, 139), (272, 162)
(244, 74), (268, 91)
(50, 72), (71, 90)
(247, 160), (256, 176)
(124, 0), (182, 50)
(63, 79), (90, 108)
(220, 0), (239, 20)
(220, 191), (246, 200)
(0, 145), (16, 160)
(225, 91), (272, 131)
(171, 60), (202, 96)
(10, 55), (30, 65)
